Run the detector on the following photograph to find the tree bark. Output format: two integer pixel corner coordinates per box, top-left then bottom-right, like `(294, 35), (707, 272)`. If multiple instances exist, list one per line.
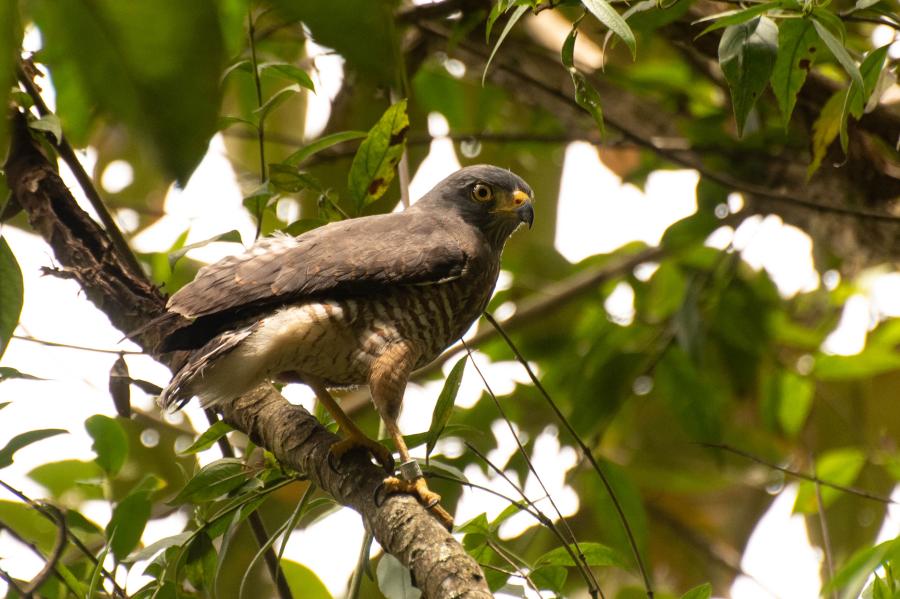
(4, 110), (492, 599)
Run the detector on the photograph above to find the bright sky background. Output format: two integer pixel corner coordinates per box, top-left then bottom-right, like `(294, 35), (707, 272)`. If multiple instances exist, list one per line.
(2, 21), (900, 599)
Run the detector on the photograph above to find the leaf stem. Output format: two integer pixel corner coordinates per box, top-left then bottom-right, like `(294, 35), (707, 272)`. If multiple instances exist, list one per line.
(483, 313), (655, 598)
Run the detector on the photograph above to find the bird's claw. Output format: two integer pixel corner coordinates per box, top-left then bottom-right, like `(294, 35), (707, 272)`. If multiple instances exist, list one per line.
(374, 475), (454, 531)
(329, 435), (395, 473)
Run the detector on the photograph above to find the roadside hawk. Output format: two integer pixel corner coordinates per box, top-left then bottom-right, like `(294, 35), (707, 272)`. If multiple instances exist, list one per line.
(156, 164), (534, 525)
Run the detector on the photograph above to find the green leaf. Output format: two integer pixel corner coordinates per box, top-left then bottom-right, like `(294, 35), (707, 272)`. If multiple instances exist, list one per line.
(29, 0), (225, 183)
(348, 99), (409, 212)
(680, 582), (713, 599)
(0, 500), (59, 551)
(530, 565), (567, 593)
(106, 489), (152, 561)
(425, 357), (467, 460)
(0, 367), (44, 382)
(655, 347), (724, 441)
(85, 414), (129, 476)
(770, 17), (818, 126)
(268, 0), (399, 85)
(254, 85), (301, 127)
(763, 370), (814, 436)
(0, 429), (68, 469)
(811, 15), (865, 92)
(179, 420), (234, 455)
(846, 44), (889, 120)
(87, 536), (112, 599)
(563, 25), (606, 134)
(643, 262), (687, 321)
(126, 531), (192, 563)
(283, 130), (367, 167)
(168, 229), (242, 269)
(718, 16), (778, 137)
(583, 0), (636, 58)
(217, 115), (256, 131)
(534, 542), (630, 569)
(807, 90), (845, 178)
(823, 536), (900, 597)
(0, 237), (23, 360)
(170, 458), (249, 504)
(814, 348), (900, 380)
(695, 2), (780, 37)
(258, 62), (315, 92)
(28, 459), (104, 500)
(793, 447), (866, 513)
(221, 58), (252, 81)
(269, 164), (324, 194)
(28, 113), (63, 144)
(486, 0), (515, 43)
(282, 560), (333, 599)
(482, 4), (529, 85)
(184, 531), (217, 592)
(285, 218), (329, 236)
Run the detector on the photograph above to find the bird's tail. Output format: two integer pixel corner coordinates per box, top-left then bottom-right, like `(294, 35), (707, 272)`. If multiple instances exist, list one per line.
(158, 324), (259, 410)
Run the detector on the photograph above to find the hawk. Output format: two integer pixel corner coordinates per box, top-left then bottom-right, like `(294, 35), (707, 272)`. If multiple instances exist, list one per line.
(156, 164), (534, 525)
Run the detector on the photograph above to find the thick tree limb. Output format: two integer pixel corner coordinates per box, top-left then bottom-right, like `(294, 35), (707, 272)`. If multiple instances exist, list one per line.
(4, 110), (492, 598)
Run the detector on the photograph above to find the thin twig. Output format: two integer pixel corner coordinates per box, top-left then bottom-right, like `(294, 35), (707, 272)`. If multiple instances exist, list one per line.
(206, 410), (294, 599)
(427, 472), (544, 523)
(483, 313), (656, 597)
(461, 345), (606, 599)
(20, 504), (67, 595)
(463, 443), (604, 598)
(15, 62), (146, 277)
(486, 538), (542, 596)
(0, 479), (127, 598)
(701, 443), (896, 504)
(12, 333), (143, 355)
(347, 531), (374, 599)
(811, 452), (837, 599)
(0, 566), (25, 596)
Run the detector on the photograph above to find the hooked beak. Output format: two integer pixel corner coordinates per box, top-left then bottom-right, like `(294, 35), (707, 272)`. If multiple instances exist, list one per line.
(512, 189), (534, 229)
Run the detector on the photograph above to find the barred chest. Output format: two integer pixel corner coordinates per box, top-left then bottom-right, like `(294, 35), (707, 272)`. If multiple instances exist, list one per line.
(251, 259), (500, 388)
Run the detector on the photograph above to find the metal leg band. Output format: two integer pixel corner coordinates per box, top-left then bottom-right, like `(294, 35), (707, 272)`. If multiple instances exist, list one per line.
(398, 459), (423, 481)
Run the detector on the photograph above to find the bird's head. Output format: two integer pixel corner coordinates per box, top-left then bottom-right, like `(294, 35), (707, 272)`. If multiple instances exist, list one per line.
(416, 165), (534, 250)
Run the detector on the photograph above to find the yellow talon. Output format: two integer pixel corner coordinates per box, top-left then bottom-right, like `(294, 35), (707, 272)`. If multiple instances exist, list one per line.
(380, 476), (454, 530)
(330, 433), (395, 472)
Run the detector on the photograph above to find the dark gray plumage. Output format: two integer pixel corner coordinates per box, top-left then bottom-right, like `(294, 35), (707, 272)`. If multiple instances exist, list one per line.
(156, 164), (533, 526)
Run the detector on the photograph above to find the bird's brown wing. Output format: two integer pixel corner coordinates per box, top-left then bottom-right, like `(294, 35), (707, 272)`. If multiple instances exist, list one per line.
(159, 211), (469, 350)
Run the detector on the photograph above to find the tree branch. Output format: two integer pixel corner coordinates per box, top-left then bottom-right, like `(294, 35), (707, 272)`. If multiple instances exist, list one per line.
(4, 109), (492, 598)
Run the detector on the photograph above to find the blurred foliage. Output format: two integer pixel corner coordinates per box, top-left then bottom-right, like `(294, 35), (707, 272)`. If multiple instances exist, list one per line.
(1, 0), (899, 598)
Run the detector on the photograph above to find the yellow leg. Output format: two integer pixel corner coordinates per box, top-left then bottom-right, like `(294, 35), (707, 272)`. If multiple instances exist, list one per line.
(306, 377), (395, 472)
(370, 343), (454, 530)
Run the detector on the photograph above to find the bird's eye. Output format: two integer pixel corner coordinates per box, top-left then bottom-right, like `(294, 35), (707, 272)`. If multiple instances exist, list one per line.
(471, 183), (493, 202)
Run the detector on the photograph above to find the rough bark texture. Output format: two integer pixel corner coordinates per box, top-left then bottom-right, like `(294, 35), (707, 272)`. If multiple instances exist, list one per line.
(4, 111), (492, 599)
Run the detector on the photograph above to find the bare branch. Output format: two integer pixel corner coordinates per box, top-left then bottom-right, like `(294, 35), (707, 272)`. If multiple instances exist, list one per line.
(701, 443), (896, 504)
(15, 61), (145, 278)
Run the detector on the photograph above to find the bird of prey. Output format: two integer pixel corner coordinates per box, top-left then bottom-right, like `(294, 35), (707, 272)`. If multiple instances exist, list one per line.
(156, 164), (534, 525)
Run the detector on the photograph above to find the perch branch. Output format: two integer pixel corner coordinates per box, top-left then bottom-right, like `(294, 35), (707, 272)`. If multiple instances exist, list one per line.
(4, 108), (492, 598)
